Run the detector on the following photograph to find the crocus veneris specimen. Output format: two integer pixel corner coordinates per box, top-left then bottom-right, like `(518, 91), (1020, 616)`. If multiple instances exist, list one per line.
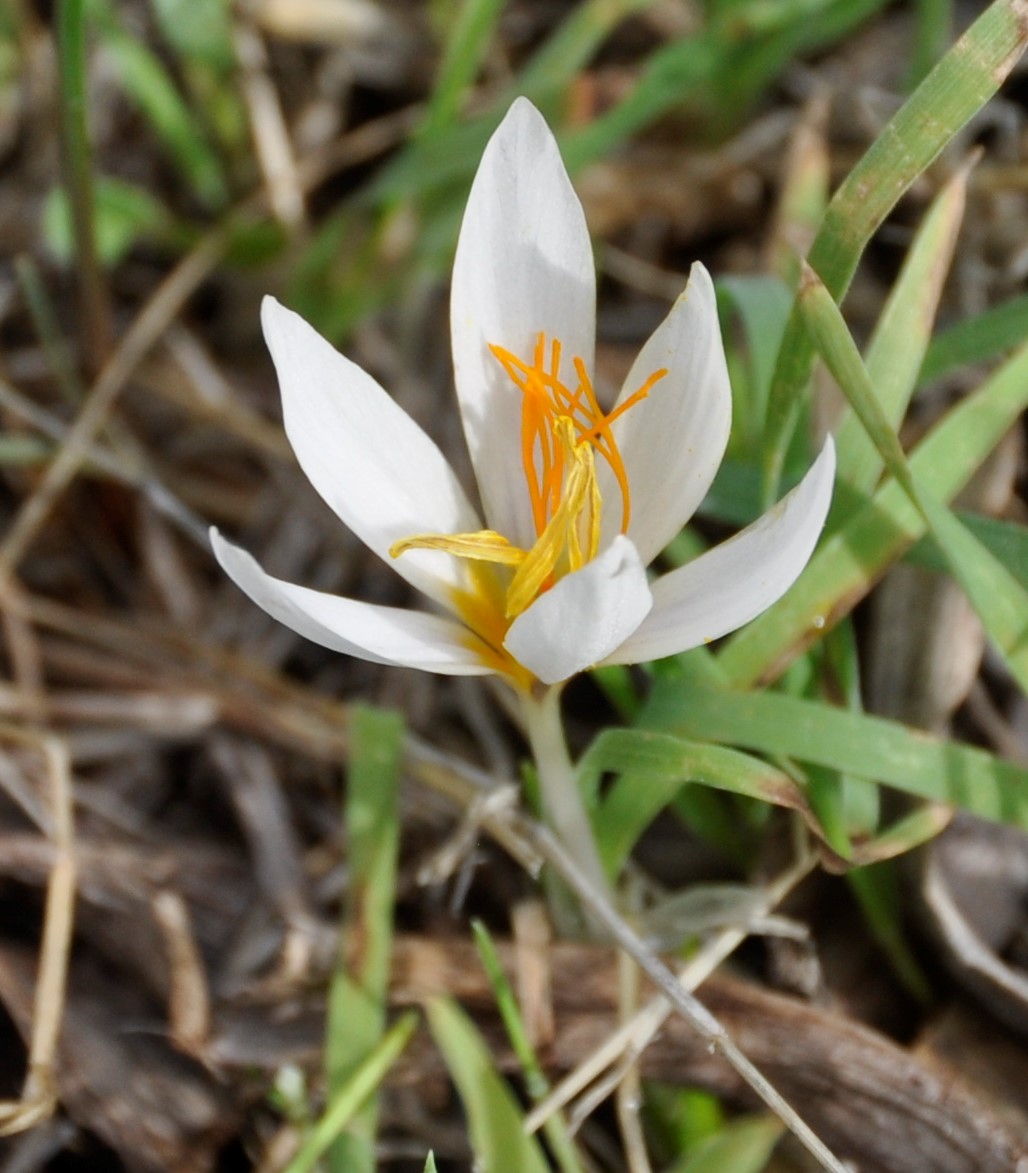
(211, 98), (834, 693)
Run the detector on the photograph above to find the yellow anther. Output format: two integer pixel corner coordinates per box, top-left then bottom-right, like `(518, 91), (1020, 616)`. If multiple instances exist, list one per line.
(391, 331), (662, 641)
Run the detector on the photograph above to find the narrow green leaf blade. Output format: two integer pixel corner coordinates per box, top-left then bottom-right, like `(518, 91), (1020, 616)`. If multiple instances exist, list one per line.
(835, 160), (970, 500)
(763, 0), (1028, 494)
(916, 489), (1028, 694)
(644, 683), (1028, 827)
(426, 997), (550, 1173)
(327, 706), (404, 1173)
(719, 338), (1028, 687)
(284, 1013), (418, 1173)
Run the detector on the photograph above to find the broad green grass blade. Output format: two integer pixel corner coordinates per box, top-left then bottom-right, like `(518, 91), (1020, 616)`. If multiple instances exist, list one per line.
(283, 1013), (418, 1173)
(326, 707), (404, 1173)
(919, 291), (1028, 384)
(822, 622), (880, 839)
(719, 338), (1028, 687)
(833, 160), (969, 502)
(585, 730), (831, 877)
(667, 1114), (784, 1173)
(644, 681), (1028, 827)
(471, 922), (582, 1173)
(763, 0), (1028, 496)
(907, 513), (1028, 589)
(916, 490), (1028, 694)
(423, 1154), (438, 1173)
(418, 0), (506, 140)
(426, 997), (550, 1173)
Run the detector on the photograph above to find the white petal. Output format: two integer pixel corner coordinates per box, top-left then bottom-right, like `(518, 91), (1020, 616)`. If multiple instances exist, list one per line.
(504, 536), (652, 685)
(604, 439), (836, 665)
(211, 529), (494, 676)
(262, 297), (481, 609)
(599, 264), (732, 564)
(451, 98), (596, 548)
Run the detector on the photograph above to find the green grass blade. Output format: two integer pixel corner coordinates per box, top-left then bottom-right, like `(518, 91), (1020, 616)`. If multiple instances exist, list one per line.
(515, 0), (662, 106)
(283, 1013), (418, 1173)
(92, 0), (227, 206)
(717, 276), (794, 453)
(326, 706), (404, 1173)
(918, 291), (1028, 384)
(668, 1114), (784, 1173)
(797, 262), (921, 506)
(426, 997), (550, 1173)
(718, 338), (1028, 687)
(56, 0), (111, 370)
(847, 862), (934, 1002)
(908, 0), (954, 88)
(586, 730), (830, 876)
(784, 268), (1028, 697)
(763, 0), (1028, 497)
(419, 0), (506, 140)
(471, 922), (583, 1173)
(916, 490), (1028, 694)
(906, 513), (1028, 588)
(563, 0), (884, 169)
(644, 682), (1028, 827)
(834, 159), (969, 501)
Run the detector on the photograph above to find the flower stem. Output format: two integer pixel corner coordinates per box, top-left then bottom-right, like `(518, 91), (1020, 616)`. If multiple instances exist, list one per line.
(520, 687), (610, 926)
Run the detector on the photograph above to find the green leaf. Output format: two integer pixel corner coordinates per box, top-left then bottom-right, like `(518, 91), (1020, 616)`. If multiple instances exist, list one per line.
(719, 337), (1028, 687)
(585, 729), (832, 878)
(43, 177), (171, 266)
(426, 997), (550, 1173)
(797, 261), (920, 507)
(91, 0), (227, 206)
(147, 0), (234, 68)
(471, 922), (583, 1173)
(906, 513), (1028, 590)
(283, 1013), (418, 1173)
(668, 1114), (785, 1173)
(919, 291), (1028, 384)
(419, 0), (506, 140)
(915, 490), (1028, 694)
(763, 0), (1028, 496)
(644, 681), (1028, 828)
(717, 275), (794, 452)
(847, 862), (933, 1002)
(833, 160), (970, 503)
(326, 707), (404, 1173)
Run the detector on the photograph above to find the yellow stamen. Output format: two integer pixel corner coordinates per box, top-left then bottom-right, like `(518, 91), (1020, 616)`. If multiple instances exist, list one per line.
(390, 331), (664, 666)
(389, 529), (526, 566)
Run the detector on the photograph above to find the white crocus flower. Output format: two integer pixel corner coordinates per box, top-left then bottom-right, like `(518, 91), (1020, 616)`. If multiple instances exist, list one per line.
(211, 98), (835, 694)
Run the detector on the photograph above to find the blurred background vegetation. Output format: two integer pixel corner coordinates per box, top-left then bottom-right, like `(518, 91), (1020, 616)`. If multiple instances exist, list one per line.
(0, 0), (1027, 1170)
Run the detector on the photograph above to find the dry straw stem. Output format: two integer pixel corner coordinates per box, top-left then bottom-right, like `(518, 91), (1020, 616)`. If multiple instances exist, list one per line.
(523, 851), (816, 1135)
(0, 725), (75, 1137)
(402, 743), (849, 1173)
